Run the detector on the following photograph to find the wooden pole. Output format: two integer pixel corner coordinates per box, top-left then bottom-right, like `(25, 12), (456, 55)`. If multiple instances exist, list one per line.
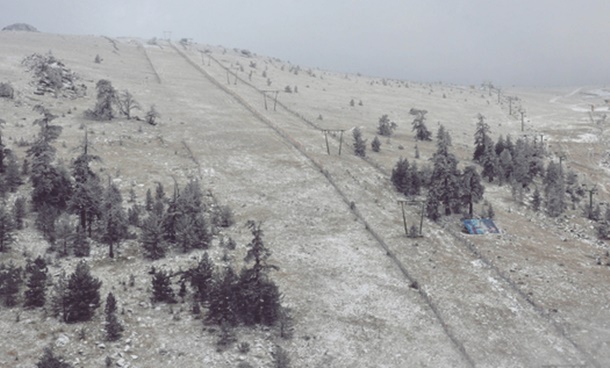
(263, 93), (268, 110)
(324, 131), (330, 155)
(400, 201), (408, 235)
(419, 202), (425, 237)
(338, 131), (344, 155)
(273, 91), (278, 111)
(520, 110), (525, 131)
(234, 71), (238, 85)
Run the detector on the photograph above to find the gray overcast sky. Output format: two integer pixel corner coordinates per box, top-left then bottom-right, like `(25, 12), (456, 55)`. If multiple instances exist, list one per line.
(2, 0), (609, 86)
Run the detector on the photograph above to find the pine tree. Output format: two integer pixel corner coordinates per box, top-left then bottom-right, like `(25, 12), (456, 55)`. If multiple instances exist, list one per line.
(151, 269), (175, 303)
(0, 118), (5, 174)
(64, 261), (102, 323)
(544, 161), (565, 217)
(36, 346), (72, 368)
(498, 149), (513, 183)
(238, 267), (281, 326)
(0, 261), (23, 307)
(192, 212), (211, 249)
(461, 166), (485, 217)
(35, 203), (58, 244)
(426, 126), (461, 218)
(377, 114), (396, 136)
(87, 79), (118, 120)
(12, 196), (26, 230)
(0, 204), (15, 252)
(141, 213), (166, 259)
(531, 186), (541, 212)
(27, 106), (72, 211)
(391, 157), (410, 195)
(24, 256), (48, 308)
(481, 142), (500, 183)
(4, 150), (23, 192)
(352, 128), (366, 157)
(72, 225), (90, 257)
(410, 108), (431, 141)
(473, 113), (491, 162)
(188, 252), (214, 302)
(244, 221), (277, 280)
(105, 292), (123, 341)
(207, 266), (239, 326)
(100, 182), (128, 258)
(175, 215), (195, 252)
(68, 131), (102, 237)
(371, 136), (381, 152)
(145, 188), (154, 212)
(55, 215), (72, 257)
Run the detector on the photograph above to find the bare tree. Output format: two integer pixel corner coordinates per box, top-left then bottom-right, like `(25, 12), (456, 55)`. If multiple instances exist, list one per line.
(118, 90), (140, 120)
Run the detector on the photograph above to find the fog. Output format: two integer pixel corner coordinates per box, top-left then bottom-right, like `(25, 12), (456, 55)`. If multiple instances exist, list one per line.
(2, 0), (609, 87)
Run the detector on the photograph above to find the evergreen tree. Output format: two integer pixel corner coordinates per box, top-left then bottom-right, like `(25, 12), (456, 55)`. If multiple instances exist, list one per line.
(192, 212), (211, 249)
(371, 136), (381, 152)
(12, 196), (26, 230)
(36, 347), (72, 368)
(35, 203), (58, 244)
(175, 215), (195, 252)
(377, 114), (396, 136)
(244, 221), (278, 280)
(0, 118), (5, 174)
(529, 185), (541, 211)
(207, 266), (239, 326)
(50, 271), (68, 320)
(145, 188), (154, 212)
(188, 252), (214, 302)
(481, 142), (500, 183)
(87, 79), (118, 120)
(498, 149), (513, 183)
(71, 225), (90, 257)
(426, 126), (461, 218)
(100, 182), (128, 258)
(0, 204), (15, 252)
(511, 140), (531, 188)
(27, 106), (72, 211)
(4, 150), (23, 192)
(461, 166), (485, 217)
(151, 269), (176, 303)
(64, 261), (102, 323)
(68, 132), (102, 237)
(141, 213), (166, 259)
(410, 108), (431, 141)
(473, 113), (491, 162)
(544, 161), (565, 217)
(24, 256), (48, 308)
(352, 127), (366, 157)
(0, 261), (23, 307)
(54, 215), (72, 257)
(391, 157), (410, 194)
(104, 292), (123, 341)
(238, 268), (281, 326)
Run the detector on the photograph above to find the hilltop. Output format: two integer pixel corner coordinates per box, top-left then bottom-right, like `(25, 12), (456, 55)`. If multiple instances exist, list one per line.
(0, 31), (609, 368)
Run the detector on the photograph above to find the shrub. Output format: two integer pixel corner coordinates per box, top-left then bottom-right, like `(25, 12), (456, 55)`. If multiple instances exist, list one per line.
(352, 128), (366, 158)
(371, 136), (381, 152)
(0, 82), (14, 99)
(377, 115), (397, 136)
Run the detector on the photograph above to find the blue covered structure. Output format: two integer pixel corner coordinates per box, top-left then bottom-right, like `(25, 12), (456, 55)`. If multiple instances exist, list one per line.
(462, 219), (500, 234)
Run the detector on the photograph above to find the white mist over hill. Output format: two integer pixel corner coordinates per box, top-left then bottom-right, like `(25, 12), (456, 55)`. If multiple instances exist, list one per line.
(2, 0), (610, 86)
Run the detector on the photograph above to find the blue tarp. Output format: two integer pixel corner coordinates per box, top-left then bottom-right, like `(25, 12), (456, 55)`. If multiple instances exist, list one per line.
(462, 219), (500, 234)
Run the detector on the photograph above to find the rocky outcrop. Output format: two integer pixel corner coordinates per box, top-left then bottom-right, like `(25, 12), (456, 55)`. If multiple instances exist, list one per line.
(21, 53), (86, 98)
(2, 23), (39, 32)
